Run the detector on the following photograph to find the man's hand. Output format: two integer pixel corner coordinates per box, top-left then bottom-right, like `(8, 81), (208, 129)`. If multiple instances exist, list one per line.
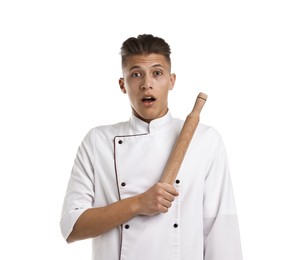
(135, 182), (179, 216)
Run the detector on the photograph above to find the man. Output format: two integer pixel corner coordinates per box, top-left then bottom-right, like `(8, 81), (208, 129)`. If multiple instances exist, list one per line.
(60, 34), (243, 260)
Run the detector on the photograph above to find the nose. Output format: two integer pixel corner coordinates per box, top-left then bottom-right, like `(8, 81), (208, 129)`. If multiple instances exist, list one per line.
(140, 76), (153, 90)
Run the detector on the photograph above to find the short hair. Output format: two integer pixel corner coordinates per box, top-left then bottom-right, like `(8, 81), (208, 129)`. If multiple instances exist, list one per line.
(120, 34), (171, 67)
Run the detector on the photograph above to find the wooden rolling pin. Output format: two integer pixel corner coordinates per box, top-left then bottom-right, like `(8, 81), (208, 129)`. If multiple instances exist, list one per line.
(160, 92), (207, 184)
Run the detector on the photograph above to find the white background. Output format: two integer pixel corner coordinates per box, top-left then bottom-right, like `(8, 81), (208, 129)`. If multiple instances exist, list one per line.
(1, 0), (294, 259)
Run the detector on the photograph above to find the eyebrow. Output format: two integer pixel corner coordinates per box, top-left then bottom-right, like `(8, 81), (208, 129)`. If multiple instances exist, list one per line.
(128, 64), (164, 72)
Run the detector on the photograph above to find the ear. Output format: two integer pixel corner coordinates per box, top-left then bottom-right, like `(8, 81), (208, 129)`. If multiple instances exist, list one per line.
(119, 78), (127, 94)
(169, 73), (176, 90)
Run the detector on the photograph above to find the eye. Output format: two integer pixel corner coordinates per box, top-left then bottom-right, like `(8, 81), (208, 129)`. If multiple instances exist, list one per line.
(153, 70), (163, 76)
(131, 72), (142, 78)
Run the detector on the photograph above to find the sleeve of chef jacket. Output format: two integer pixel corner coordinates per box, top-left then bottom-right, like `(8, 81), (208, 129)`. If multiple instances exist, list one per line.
(203, 128), (243, 260)
(60, 130), (94, 241)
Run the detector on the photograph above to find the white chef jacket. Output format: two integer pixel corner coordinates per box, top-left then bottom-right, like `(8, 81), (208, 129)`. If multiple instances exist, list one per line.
(60, 112), (243, 260)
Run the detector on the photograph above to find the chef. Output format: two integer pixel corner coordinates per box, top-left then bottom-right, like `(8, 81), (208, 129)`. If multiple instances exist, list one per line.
(60, 34), (243, 260)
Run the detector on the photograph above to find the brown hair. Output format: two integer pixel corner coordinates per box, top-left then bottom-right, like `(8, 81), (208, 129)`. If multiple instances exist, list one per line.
(120, 34), (171, 67)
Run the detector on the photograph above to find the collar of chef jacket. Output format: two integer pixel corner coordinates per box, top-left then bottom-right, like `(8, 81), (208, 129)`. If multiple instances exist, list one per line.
(128, 110), (173, 134)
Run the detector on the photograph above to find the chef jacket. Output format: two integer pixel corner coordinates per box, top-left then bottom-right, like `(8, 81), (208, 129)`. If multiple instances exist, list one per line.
(60, 112), (243, 260)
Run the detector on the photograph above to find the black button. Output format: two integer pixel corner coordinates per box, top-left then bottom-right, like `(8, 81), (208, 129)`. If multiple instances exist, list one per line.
(173, 223), (178, 228)
(175, 179), (180, 184)
(125, 224), (130, 229)
(121, 182), (126, 187)
(118, 140), (123, 144)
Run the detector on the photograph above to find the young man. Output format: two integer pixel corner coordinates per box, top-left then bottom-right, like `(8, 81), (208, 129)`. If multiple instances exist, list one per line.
(60, 34), (243, 260)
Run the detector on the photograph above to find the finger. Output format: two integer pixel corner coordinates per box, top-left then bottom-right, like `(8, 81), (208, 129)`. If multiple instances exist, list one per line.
(162, 191), (176, 202)
(161, 183), (179, 196)
(161, 198), (172, 209)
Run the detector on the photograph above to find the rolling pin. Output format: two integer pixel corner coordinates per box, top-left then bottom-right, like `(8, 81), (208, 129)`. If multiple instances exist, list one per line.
(160, 92), (207, 184)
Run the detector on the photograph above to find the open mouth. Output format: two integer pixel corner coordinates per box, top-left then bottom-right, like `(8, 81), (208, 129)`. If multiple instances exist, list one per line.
(142, 96), (156, 104)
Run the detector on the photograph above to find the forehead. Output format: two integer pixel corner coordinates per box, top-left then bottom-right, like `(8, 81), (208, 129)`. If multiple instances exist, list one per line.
(123, 54), (170, 71)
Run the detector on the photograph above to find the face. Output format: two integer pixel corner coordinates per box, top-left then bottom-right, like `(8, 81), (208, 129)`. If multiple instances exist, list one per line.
(119, 54), (176, 123)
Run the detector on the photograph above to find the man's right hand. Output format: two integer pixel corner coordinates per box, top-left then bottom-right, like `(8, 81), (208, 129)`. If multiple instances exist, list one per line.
(134, 182), (179, 216)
